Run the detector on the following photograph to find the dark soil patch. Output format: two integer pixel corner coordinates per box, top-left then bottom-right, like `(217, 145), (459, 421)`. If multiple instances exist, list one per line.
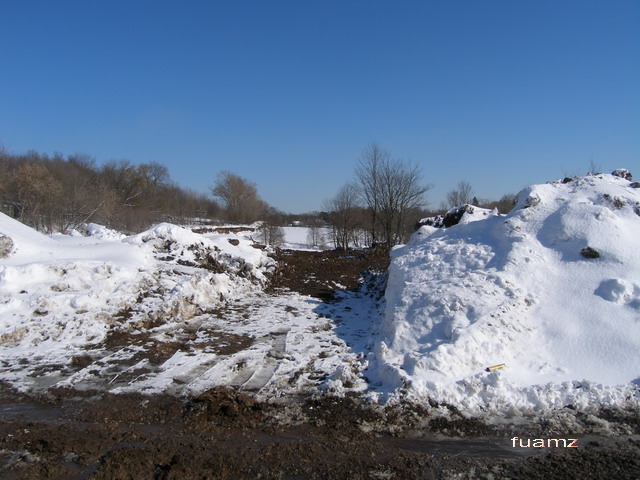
(267, 247), (389, 300)
(1, 386), (638, 479)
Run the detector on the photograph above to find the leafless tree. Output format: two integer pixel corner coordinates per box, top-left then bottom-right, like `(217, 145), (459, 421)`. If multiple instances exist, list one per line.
(355, 143), (391, 245)
(378, 159), (432, 246)
(211, 171), (265, 224)
(259, 223), (285, 247)
(10, 163), (63, 232)
(306, 218), (326, 249)
(356, 144), (432, 248)
(446, 180), (474, 208)
(323, 182), (361, 250)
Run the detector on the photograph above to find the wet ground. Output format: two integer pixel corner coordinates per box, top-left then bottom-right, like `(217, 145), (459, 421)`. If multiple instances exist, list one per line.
(1, 248), (639, 479)
(1, 385), (639, 479)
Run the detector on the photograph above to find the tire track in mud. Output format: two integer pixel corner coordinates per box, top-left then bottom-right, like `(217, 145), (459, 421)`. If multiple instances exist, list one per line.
(0, 248), (383, 398)
(237, 329), (290, 392)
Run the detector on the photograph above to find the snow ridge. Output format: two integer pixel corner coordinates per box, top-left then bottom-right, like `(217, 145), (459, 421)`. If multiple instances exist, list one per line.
(372, 173), (640, 413)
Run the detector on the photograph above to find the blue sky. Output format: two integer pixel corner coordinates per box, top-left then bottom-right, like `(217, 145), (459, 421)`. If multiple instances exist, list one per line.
(1, 1), (638, 213)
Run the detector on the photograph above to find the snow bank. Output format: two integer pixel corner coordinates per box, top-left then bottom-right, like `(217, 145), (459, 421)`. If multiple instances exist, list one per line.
(83, 223), (127, 241)
(0, 212), (59, 258)
(373, 173), (640, 413)
(126, 222), (274, 282)
(0, 219), (275, 387)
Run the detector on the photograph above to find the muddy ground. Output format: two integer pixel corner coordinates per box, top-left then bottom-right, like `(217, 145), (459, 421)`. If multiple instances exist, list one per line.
(1, 248), (639, 479)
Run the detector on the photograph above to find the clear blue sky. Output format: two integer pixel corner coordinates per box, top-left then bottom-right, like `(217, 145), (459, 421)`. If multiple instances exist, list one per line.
(1, 1), (638, 213)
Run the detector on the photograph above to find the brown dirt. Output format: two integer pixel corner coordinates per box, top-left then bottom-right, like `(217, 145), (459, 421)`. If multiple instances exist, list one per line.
(1, 248), (639, 479)
(1, 385), (638, 479)
(267, 247), (389, 300)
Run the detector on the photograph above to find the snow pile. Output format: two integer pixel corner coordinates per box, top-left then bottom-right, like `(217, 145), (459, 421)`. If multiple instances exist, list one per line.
(126, 222), (274, 282)
(0, 212), (59, 258)
(373, 173), (640, 413)
(83, 223), (127, 241)
(0, 217), (275, 389)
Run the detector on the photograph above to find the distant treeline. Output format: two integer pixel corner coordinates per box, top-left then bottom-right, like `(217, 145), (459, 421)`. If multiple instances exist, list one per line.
(0, 146), (517, 243)
(0, 149), (225, 233)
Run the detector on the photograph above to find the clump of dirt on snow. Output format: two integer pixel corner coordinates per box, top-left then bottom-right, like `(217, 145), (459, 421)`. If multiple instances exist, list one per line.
(124, 223), (275, 283)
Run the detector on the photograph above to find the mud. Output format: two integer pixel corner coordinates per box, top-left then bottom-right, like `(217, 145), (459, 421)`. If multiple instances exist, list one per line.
(1, 248), (639, 479)
(1, 385), (638, 479)
(267, 248), (389, 301)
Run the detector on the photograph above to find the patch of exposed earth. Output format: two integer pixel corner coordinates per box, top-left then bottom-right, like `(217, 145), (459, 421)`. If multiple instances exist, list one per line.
(0, 248), (639, 479)
(1, 385), (638, 479)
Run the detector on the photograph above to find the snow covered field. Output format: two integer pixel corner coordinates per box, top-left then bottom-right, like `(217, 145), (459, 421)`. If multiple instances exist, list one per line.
(368, 172), (640, 414)
(281, 226), (332, 250)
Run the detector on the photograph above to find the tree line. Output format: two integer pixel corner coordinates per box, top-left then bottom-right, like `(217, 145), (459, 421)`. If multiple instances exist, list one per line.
(0, 144), (515, 248)
(0, 148), (275, 233)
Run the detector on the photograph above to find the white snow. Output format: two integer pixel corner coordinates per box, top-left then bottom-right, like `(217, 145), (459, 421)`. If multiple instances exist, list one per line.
(369, 173), (640, 413)
(281, 226), (333, 250)
(0, 216), (278, 391)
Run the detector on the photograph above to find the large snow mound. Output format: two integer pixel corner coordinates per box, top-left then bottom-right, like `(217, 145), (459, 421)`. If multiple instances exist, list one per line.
(374, 173), (640, 412)
(0, 219), (275, 386)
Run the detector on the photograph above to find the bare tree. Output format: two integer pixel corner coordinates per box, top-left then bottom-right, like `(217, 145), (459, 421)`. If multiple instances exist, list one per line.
(99, 160), (145, 208)
(323, 182), (360, 250)
(377, 159), (432, 246)
(446, 180), (474, 208)
(10, 163), (63, 232)
(356, 144), (432, 248)
(355, 143), (391, 245)
(306, 218), (326, 249)
(211, 171), (265, 224)
(259, 223), (285, 247)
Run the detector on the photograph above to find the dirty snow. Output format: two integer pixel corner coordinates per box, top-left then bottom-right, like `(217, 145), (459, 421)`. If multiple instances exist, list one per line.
(369, 173), (640, 413)
(0, 216), (279, 391)
(0, 215), (373, 400)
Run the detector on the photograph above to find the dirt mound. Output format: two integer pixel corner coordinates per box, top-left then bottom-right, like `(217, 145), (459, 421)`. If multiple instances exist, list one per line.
(186, 386), (261, 425)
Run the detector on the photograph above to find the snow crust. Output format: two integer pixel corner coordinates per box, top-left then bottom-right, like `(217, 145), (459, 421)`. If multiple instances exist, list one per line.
(372, 174), (640, 413)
